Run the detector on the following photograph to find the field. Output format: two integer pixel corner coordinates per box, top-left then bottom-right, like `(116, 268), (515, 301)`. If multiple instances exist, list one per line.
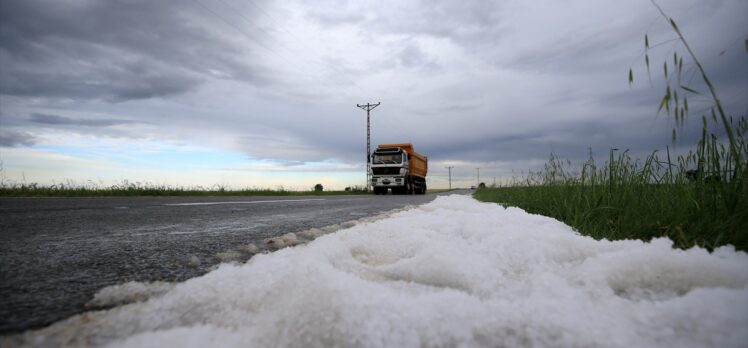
(0, 181), (457, 197)
(474, 148), (747, 251)
(0, 181), (369, 197)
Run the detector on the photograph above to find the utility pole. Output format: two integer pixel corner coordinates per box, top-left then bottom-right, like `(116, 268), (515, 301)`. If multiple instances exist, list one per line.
(356, 102), (380, 191)
(476, 168), (480, 187)
(445, 166), (454, 190)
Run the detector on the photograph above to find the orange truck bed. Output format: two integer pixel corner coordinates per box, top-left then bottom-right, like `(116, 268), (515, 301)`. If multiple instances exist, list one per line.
(377, 143), (428, 178)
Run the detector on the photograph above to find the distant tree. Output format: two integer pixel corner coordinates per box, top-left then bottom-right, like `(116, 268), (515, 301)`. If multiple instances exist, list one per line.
(314, 183), (324, 192)
(344, 186), (351, 191)
(478, 182), (486, 189)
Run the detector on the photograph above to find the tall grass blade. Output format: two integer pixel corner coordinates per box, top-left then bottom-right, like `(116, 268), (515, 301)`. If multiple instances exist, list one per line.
(680, 86), (699, 94)
(629, 68), (634, 86)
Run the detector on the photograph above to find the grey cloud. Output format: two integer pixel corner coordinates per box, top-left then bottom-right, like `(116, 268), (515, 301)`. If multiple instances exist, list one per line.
(3, 64), (200, 102)
(375, 1), (505, 44)
(0, 0), (269, 102)
(29, 113), (136, 127)
(697, 45), (748, 114)
(397, 43), (440, 71)
(307, 10), (366, 27)
(306, 0), (505, 46)
(1, 0), (743, 179)
(504, 27), (634, 74)
(0, 130), (36, 147)
(236, 133), (325, 163)
(456, 121), (697, 163)
(620, 38), (747, 117)
(228, 107), (370, 164)
(404, 102), (480, 116)
(236, 127), (364, 164)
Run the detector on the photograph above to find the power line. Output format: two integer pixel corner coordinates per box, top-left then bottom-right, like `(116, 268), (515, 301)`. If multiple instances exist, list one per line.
(356, 102), (380, 191)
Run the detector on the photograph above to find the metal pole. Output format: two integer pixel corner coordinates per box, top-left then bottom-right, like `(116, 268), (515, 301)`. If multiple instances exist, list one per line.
(367, 108), (370, 189)
(357, 102), (380, 191)
(445, 166), (453, 190)
(476, 168), (480, 186)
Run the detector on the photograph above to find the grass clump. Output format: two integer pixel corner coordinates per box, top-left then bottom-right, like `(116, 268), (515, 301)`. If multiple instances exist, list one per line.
(476, 3), (747, 251)
(475, 141), (747, 251)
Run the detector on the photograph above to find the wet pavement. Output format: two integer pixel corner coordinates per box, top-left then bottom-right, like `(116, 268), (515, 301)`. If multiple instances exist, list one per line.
(0, 191), (470, 334)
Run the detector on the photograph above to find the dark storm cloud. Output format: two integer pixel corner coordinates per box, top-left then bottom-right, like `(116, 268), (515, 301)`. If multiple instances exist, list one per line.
(505, 27), (632, 74)
(0, 130), (36, 147)
(419, 113), (703, 165)
(29, 113), (136, 127)
(615, 39), (748, 118)
(0, 0), (268, 102)
(696, 45), (748, 114)
(3, 65), (199, 102)
(620, 3), (748, 116)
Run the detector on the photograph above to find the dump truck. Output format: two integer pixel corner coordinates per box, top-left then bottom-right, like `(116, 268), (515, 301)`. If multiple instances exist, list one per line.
(370, 143), (428, 195)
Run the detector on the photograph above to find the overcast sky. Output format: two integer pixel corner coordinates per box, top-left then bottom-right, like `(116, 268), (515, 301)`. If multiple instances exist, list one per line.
(1, 0), (746, 190)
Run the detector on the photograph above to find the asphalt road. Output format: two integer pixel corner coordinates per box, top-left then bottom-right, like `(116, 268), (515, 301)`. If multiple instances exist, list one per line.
(0, 190), (470, 334)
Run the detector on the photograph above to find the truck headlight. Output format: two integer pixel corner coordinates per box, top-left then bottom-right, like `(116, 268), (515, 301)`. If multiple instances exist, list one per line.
(399, 168), (405, 175)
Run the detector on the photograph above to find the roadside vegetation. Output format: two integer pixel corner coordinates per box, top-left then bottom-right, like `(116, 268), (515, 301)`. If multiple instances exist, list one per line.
(475, 4), (747, 251)
(0, 180), (370, 197)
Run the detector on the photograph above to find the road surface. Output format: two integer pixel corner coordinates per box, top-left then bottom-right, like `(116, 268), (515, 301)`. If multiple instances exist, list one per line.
(0, 190), (470, 334)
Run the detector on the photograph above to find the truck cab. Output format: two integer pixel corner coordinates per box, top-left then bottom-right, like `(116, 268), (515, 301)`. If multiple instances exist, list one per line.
(370, 143), (427, 195)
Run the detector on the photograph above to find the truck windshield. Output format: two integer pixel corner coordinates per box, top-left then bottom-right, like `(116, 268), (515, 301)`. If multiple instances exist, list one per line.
(372, 153), (402, 164)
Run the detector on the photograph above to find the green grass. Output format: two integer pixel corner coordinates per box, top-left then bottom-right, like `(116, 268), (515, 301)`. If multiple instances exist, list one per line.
(474, 146), (747, 251)
(0, 181), (455, 197)
(476, 4), (747, 251)
(0, 181), (370, 197)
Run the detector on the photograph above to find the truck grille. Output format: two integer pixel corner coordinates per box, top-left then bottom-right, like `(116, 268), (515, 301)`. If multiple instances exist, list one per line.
(372, 167), (400, 175)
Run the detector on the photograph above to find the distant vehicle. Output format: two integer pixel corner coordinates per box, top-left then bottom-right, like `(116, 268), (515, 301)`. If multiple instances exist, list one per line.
(371, 143), (428, 195)
(470, 186), (476, 189)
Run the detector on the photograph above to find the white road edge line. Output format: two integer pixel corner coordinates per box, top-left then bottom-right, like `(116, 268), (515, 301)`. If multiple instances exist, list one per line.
(164, 198), (327, 207)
